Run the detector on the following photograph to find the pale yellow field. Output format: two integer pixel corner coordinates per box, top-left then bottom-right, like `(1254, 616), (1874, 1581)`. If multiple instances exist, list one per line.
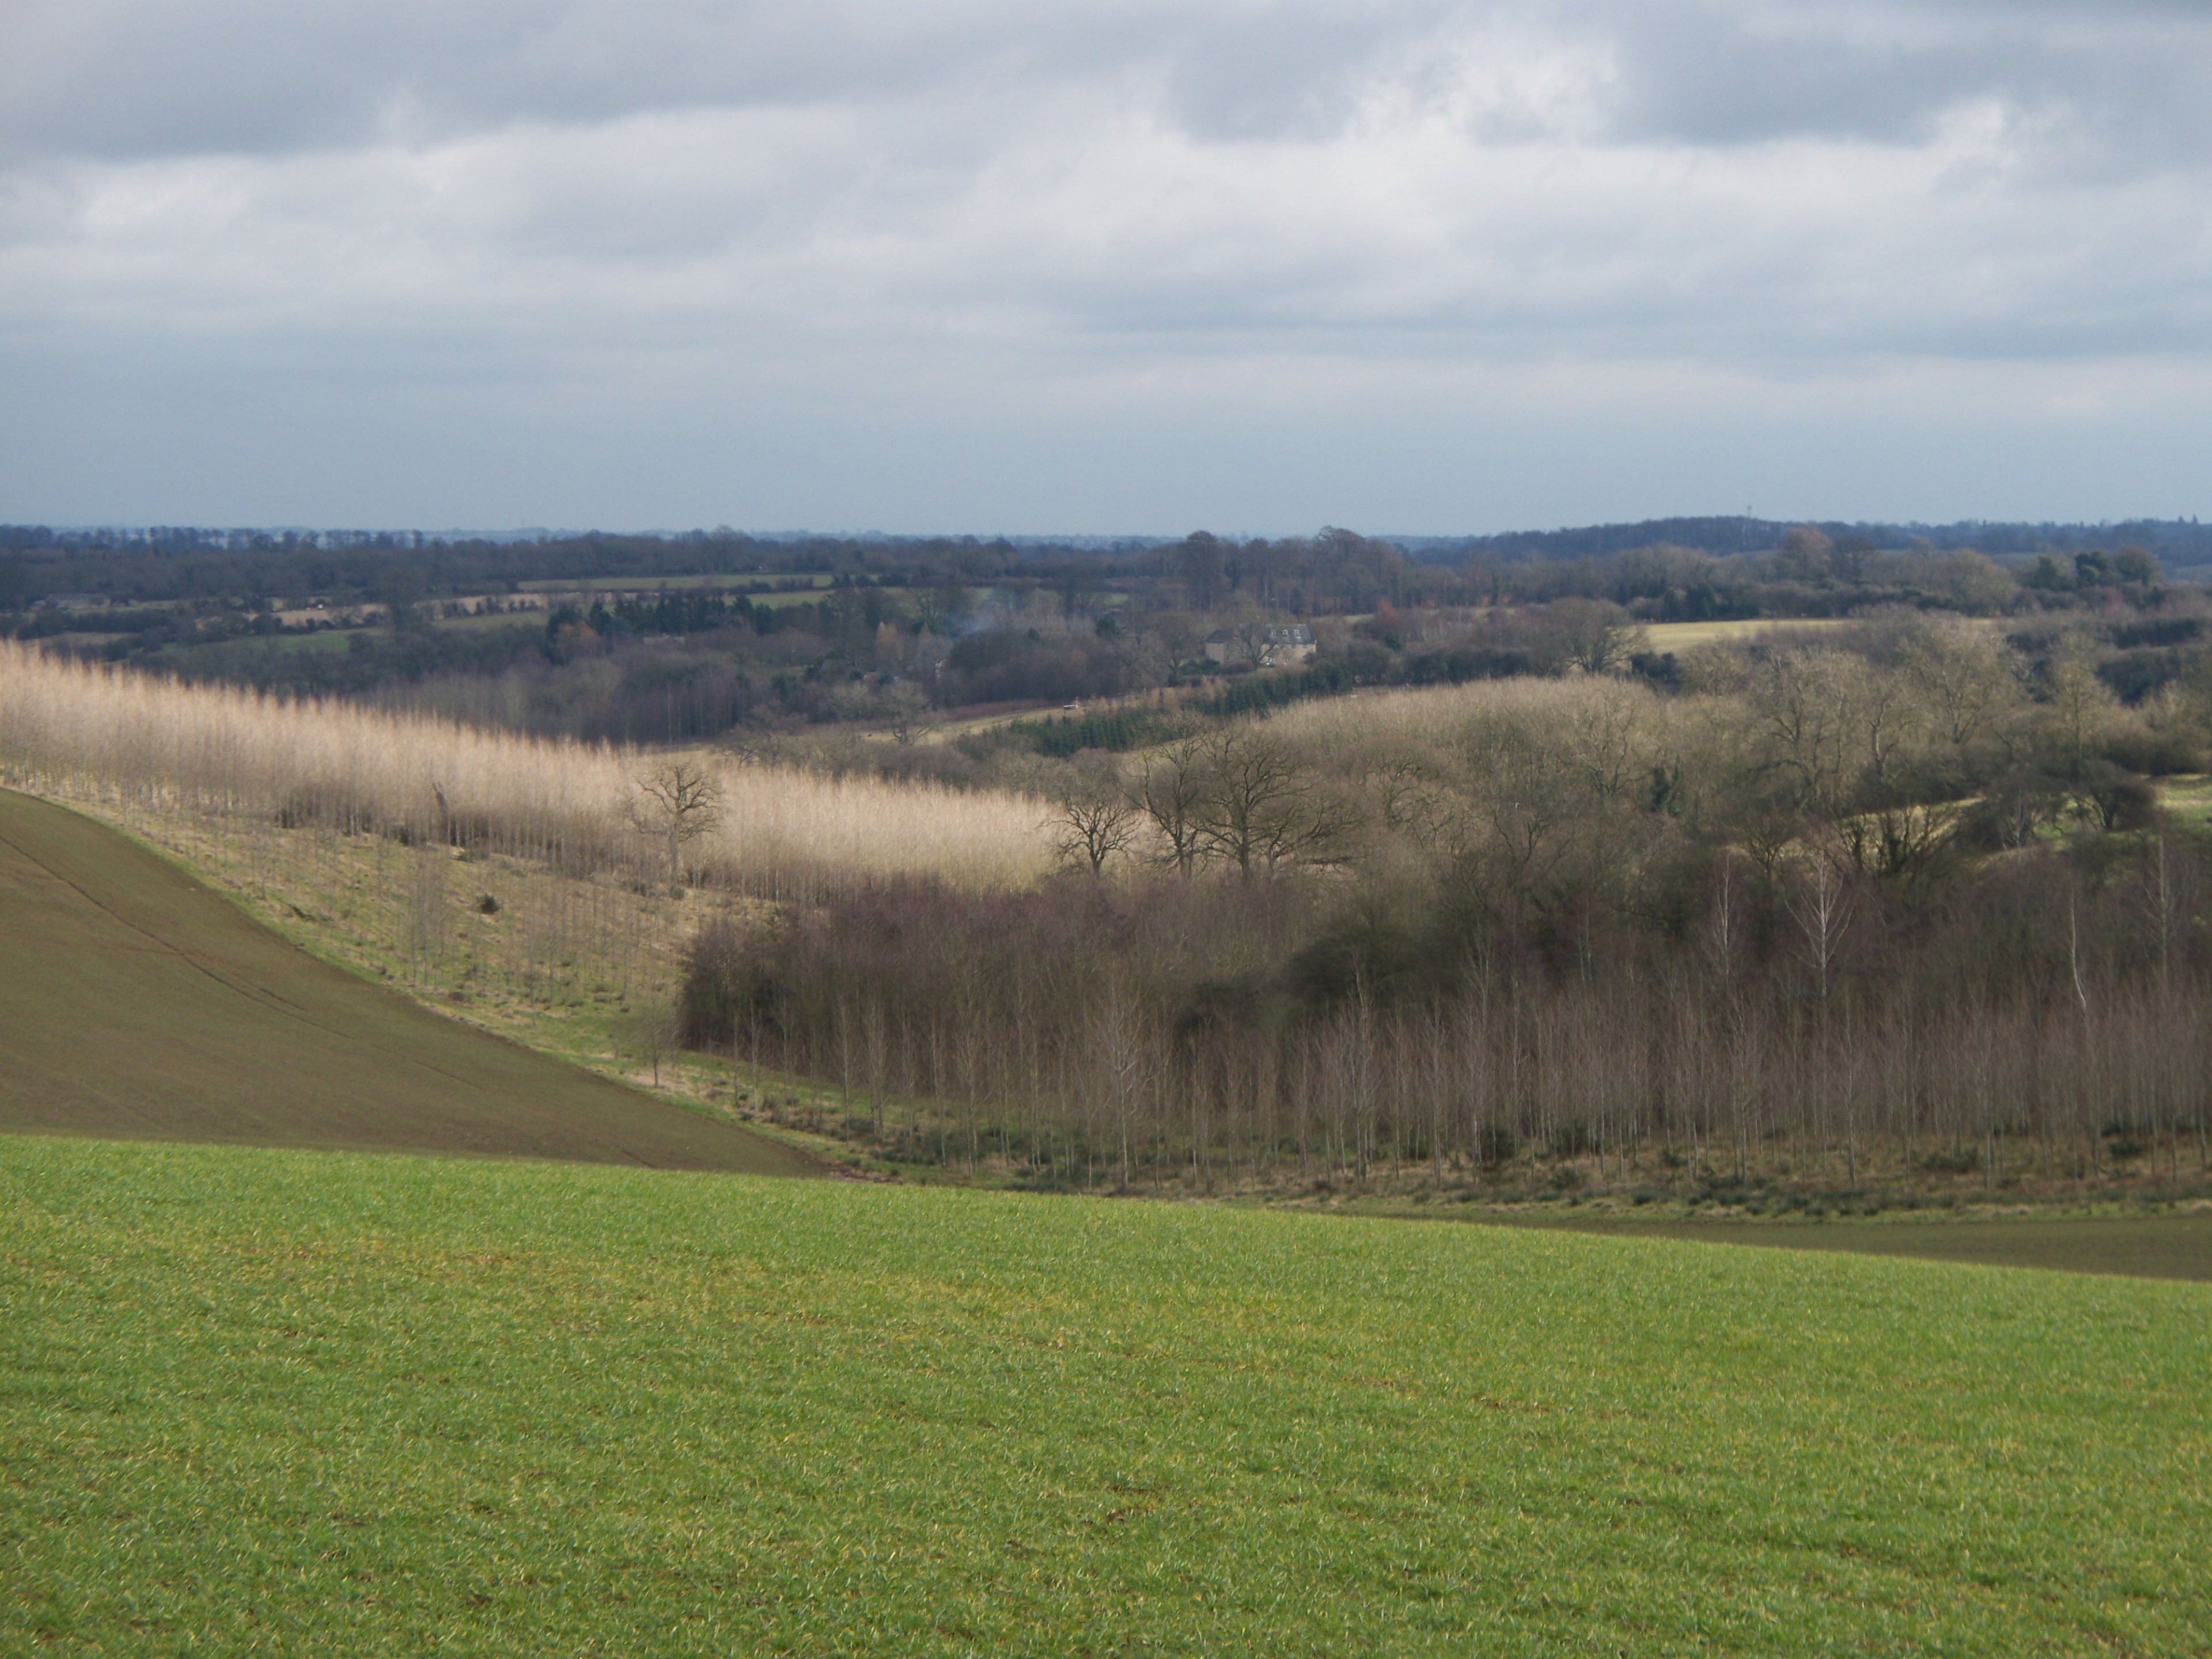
(1639, 615), (2006, 652)
(516, 574), (835, 596)
(0, 642), (1055, 895)
(1266, 674), (1661, 749)
(1641, 617), (1854, 650)
(911, 698), (1147, 743)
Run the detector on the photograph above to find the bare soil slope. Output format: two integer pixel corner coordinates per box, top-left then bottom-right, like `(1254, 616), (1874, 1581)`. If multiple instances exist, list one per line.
(0, 790), (815, 1173)
(1482, 1210), (2212, 1281)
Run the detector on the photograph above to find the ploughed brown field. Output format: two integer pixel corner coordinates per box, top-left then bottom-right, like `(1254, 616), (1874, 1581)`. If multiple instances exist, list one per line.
(0, 789), (813, 1175)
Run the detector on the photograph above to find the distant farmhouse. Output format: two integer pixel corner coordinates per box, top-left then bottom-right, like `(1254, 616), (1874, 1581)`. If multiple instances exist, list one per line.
(1205, 622), (1316, 668)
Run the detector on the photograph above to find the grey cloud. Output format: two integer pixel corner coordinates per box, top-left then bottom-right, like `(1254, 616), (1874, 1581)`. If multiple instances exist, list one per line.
(5, 1), (2212, 528)
(1593, 2), (2212, 166)
(10, 2), (2212, 162)
(0, 2), (1046, 161)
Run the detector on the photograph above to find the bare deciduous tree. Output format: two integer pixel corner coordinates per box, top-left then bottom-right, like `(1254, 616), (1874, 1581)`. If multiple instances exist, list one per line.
(1094, 978), (1154, 1191)
(1748, 648), (1865, 817)
(628, 760), (724, 887)
(2139, 831), (2197, 984)
(1550, 599), (1644, 675)
(630, 1001), (677, 1088)
(1051, 782), (1139, 874)
(1134, 738), (1211, 876)
(1358, 742), (1463, 852)
(2042, 636), (2120, 771)
(1192, 726), (1357, 877)
(881, 680), (932, 745)
(1562, 679), (1655, 801)
(1896, 618), (2018, 751)
(1784, 834), (1855, 1003)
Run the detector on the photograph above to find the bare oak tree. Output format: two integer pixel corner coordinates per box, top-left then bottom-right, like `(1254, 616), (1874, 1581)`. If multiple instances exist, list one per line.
(1896, 618), (2018, 751)
(1051, 782), (1139, 874)
(1192, 726), (1358, 877)
(629, 760), (724, 887)
(1134, 738), (1212, 876)
(1551, 599), (1644, 675)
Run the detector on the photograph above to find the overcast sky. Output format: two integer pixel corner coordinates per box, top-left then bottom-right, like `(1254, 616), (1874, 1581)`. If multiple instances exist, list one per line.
(5, 1), (2211, 534)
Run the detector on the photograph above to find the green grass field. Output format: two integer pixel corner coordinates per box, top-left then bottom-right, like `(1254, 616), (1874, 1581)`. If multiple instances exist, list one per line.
(183, 629), (364, 664)
(514, 574), (836, 596)
(1639, 618), (1854, 650)
(2160, 774), (2212, 828)
(0, 789), (806, 1175)
(5, 1136), (2207, 1656)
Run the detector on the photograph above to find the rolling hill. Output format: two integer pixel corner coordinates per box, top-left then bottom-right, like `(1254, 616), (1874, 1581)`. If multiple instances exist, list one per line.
(0, 788), (812, 1174)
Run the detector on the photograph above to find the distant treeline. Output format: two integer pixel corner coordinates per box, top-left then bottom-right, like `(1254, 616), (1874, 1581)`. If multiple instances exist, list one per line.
(9, 515), (2212, 616)
(12, 515), (2210, 759)
(0, 528), (1028, 612)
(1402, 516), (2212, 566)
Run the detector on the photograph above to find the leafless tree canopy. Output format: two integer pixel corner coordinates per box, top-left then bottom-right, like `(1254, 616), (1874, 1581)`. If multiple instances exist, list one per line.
(675, 630), (2212, 1195)
(10, 588), (2212, 1200)
(1051, 774), (1139, 874)
(628, 760), (724, 885)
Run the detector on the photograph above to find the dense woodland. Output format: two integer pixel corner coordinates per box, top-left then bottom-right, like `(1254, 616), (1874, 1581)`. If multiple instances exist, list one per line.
(9, 518), (2212, 1200)
(681, 612), (2212, 1198)
(8, 514), (2211, 601)
(4, 518), (2204, 751)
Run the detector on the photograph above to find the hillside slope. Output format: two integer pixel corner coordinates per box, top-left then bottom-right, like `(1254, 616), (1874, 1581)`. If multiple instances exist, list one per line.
(0, 789), (813, 1173)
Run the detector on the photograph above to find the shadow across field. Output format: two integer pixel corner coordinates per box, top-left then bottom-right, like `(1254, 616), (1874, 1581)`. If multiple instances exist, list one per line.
(0, 789), (815, 1175)
(1479, 1210), (2212, 1282)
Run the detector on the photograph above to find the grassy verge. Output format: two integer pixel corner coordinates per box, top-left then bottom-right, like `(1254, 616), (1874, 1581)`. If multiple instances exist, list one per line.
(5, 1135), (2210, 1656)
(2161, 772), (2212, 827)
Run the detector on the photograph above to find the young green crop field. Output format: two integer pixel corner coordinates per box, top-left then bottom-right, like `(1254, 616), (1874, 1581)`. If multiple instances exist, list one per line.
(5, 1137), (2207, 1656)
